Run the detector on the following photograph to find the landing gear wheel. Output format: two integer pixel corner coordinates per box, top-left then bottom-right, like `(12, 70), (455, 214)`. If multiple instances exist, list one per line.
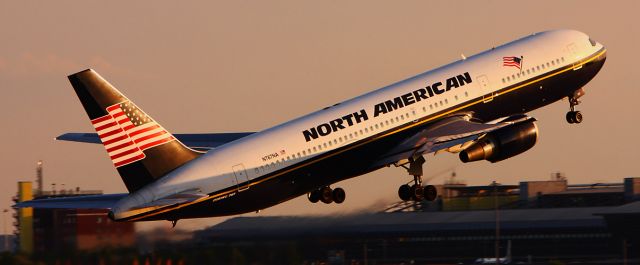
(412, 185), (425, 201)
(573, 111), (582, 123)
(332, 188), (346, 204)
(320, 186), (333, 204)
(398, 184), (412, 201)
(566, 111), (575, 124)
(566, 111), (582, 124)
(307, 189), (320, 203)
(424, 185), (438, 201)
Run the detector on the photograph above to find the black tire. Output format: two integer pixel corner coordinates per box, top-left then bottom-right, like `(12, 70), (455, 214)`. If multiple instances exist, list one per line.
(573, 111), (583, 123)
(424, 185), (438, 201)
(307, 189), (320, 203)
(398, 184), (412, 201)
(332, 187), (346, 204)
(412, 185), (425, 201)
(320, 186), (333, 204)
(566, 111), (575, 124)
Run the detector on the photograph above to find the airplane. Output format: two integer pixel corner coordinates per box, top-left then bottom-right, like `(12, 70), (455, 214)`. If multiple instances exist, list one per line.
(17, 29), (606, 225)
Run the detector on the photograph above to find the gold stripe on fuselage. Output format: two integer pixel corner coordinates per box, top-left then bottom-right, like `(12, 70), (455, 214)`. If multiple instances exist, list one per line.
(126, 48), (606, 221)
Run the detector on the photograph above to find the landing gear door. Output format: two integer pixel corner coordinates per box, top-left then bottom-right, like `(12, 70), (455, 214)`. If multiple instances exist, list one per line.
(478, 75), (495, 103)
(232, 164), (250, 191)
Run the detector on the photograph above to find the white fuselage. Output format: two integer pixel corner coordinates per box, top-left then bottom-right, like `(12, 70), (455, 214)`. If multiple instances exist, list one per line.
(112, 29), (606, 220)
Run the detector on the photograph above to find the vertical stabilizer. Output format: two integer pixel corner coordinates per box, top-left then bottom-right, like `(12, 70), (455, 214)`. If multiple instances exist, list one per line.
(68, 69), (202, 192)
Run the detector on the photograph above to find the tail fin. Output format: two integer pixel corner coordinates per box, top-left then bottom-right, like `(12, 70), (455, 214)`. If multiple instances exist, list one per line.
(68, 69), (202, 192)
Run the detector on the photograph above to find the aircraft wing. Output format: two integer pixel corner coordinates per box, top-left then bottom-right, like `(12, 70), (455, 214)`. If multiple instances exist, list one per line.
(56, 132), (255, 150)
(14, 193), (128, 209)
(379, 114), (535, 164)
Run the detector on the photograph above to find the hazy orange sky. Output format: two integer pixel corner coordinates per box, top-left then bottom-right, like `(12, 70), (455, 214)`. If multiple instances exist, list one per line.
(1, 1), (638, 231)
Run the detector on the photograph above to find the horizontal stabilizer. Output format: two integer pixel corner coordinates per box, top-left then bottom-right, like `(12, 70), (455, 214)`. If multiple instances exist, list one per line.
(57, 132), (255, 150)
(14, 194), (128, 209)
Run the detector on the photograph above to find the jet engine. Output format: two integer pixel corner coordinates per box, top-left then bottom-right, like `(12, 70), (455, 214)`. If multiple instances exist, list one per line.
(459, 120), (538, 163)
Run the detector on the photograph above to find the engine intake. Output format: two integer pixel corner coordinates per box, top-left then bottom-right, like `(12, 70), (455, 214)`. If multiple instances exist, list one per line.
(459, 120), (538, 163)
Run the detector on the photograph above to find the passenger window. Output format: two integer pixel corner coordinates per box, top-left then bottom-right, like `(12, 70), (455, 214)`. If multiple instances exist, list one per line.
(506, 76), (510, 81)
(561, 57), (565, 62)
(526, 69), (530, 74)
(323, 143), (327, 148)
(360, 129), (363, 135)
(307, 148), (311, 154)
(511, 74), (515, 80)
(385, 121), (389, 126)
(551, 60), (555, 66)
(542, 64), (545, 69)
(429, 105), (433, 109)
(546, 62), (550, 67)
(375, 124), (379, 129)
(465, 91), (469, 97)
(333, 139), (338, 144)
(517, 73), (520, 78)
(455, 95), (458, 100)
(502, 78), (505, 83)
(536, 65), (540, 71)
(444, 99), (448, 104)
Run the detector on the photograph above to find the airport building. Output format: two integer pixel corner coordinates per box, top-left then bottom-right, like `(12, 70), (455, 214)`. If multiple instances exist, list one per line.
(11, 161), (135, 254)
(193, 175), (640, 264)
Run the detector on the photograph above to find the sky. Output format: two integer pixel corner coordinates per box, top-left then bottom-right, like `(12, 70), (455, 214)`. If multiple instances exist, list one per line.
(0, 1), (638, 231)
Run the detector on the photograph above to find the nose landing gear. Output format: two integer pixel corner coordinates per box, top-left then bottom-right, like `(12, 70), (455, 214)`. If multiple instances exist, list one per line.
(566, 89), (584, 124)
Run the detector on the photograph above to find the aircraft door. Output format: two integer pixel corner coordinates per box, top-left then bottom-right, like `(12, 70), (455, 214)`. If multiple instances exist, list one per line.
(232, 164), (250, 191)
(567, 43), (581, 70)
(478, 75), (495, 103)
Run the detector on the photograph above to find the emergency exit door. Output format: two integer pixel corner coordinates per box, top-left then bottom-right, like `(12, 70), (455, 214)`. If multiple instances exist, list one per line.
(232, 164), (250, 191)
(478, 75), (495, 103)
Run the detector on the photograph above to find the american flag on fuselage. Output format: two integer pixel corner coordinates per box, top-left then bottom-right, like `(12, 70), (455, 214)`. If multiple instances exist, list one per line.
(90, 101), (175, 168)
(503, 56), (522, 69)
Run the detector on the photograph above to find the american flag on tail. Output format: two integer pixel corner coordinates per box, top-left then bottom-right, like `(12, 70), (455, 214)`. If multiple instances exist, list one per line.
(91, 101), (175, 167)
(503, 56), (523, 69)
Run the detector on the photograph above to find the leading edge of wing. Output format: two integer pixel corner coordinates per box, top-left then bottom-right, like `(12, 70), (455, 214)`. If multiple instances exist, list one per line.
(14, 193), (128, 209)
(56, 132), (256, 149)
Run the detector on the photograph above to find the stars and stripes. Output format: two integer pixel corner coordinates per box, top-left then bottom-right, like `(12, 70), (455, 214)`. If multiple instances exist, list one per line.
(91, 101), (175, 167)
(503, 56), (522, 69)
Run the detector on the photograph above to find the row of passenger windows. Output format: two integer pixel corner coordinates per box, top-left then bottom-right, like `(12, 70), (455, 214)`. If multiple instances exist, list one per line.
(501, 57), (565, 84)
(255, 90), (472, 175)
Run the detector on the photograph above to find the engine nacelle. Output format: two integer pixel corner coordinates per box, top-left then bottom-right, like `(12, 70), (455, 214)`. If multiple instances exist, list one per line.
(459, 120), (538, 163)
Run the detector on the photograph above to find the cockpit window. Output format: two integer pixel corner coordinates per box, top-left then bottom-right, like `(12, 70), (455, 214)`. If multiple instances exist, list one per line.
(589, 38), (597, 47)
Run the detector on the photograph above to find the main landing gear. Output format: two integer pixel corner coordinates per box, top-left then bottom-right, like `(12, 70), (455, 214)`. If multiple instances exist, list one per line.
(397, 156), (437, 202)
(308, 186), (346, 204)
(566, 89), (584, 124)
